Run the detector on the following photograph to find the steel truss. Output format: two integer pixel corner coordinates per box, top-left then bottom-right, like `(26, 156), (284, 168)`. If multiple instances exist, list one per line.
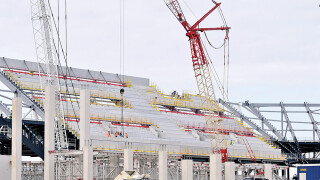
(48, 151), (172, 180)
(0, 70), (44, 119)
(22, 161), (44, 180)
(220, 99), (320, 163)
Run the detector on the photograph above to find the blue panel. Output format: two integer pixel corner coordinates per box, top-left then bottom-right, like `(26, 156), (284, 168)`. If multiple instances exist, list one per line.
(298, 166), (320, 180)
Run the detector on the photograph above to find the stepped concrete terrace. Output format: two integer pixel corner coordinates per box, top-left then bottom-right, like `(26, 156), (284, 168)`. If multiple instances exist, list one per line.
(0, 57), (286, 162)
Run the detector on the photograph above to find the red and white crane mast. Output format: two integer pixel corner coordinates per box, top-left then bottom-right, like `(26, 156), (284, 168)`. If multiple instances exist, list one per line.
(164, 0), (230, 162)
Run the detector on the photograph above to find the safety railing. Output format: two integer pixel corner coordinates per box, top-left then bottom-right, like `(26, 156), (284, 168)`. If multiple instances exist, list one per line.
(91, 139), (286, 161)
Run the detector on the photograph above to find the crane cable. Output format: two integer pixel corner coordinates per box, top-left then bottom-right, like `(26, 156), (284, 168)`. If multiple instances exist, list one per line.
(204, 0), (230, 102)
(47, 0), (81, 131)
(120, 0), (125, 82)
(120, 0), (125, 137)
(201, 36), (228, 102)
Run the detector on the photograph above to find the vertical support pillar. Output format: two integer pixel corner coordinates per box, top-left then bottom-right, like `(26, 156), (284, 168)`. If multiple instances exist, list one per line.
(264, 164), (273, 180)
(281, 111), (284, 137)
(182, 160), (193, 180)
(44, 85), (55, 180)
(80, 89), (93, 180)
(210, 154), (222, 180)
(225, 162), (235, 180)
(11, 96), (22, 180)
(124, 148), (133, 171)
(282, 169), (286, 179)
(159, 151), (168, 180)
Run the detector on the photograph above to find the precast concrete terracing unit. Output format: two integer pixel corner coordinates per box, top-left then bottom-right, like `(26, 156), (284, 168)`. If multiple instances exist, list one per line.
(0, 58), (285, 163)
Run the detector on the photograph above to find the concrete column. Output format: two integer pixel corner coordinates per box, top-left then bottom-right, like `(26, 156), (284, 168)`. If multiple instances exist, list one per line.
(282, 169), (286, 179)
(182, 160), (193, 180)
(264, 164), (273, 180)
(159, 151), (168, 180)
(44, 85), (55, 180)
(210, 154), (222, 180)
(11, 96), (22, 180)
(124, 148), (133, 171)
(225, 162), (235, 180)
(80, 89), (93, 180)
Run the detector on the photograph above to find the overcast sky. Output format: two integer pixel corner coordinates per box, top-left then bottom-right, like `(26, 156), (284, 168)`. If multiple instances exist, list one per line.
(1, 0), (319, 103)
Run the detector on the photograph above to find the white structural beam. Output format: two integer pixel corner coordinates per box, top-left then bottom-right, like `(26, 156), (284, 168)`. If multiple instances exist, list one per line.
(244, 101), (283, 140)
(182, 160), (193, 180)
(224, 162), (235, 180)
(0, 71), (44, 119)
(159, 151), (168, 180)
(80, 89), (93, 180)
(124, 148), (134, 171)
(0, 101), (11, 117)
(219, 99), (274, 140)
(210, 154), (222, 180)
(44, 85), (55, 180)
(264, 164), (273, 180)
(11, 96), (22, 180)
(304, 102), (320, 141)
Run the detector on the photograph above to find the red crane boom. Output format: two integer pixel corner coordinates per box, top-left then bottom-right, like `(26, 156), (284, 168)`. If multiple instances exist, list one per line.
(164, 0), (230, 162)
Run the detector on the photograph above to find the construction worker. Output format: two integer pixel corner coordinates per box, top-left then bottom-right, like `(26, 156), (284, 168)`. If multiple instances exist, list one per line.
(125, 133), (128, 138)
(107, 131), (110, 137)
(115, 132), (118, 137)
(230, 140), (234, 145)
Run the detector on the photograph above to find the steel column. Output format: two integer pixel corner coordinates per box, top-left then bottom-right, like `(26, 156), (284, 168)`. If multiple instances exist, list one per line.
(304, 102), (320, 141)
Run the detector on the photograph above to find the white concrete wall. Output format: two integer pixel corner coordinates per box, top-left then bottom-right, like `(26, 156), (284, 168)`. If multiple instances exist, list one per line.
(264, 164), (273, 180)
(0, 155), (11, 180)
(225, 162), (235, 180)
(182, 160), (193, 180)
(210, 154), (222, 180)
(159, 151), (167, 180)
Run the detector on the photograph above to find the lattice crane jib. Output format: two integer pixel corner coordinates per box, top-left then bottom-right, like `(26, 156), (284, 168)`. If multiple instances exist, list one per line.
(164, 0), (230, 161)
(30, 0), (68, 150)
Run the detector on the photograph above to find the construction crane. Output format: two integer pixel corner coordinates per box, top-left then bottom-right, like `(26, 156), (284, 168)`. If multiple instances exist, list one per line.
(163, 0), (230, 162)
(30, 0), (68, 150)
